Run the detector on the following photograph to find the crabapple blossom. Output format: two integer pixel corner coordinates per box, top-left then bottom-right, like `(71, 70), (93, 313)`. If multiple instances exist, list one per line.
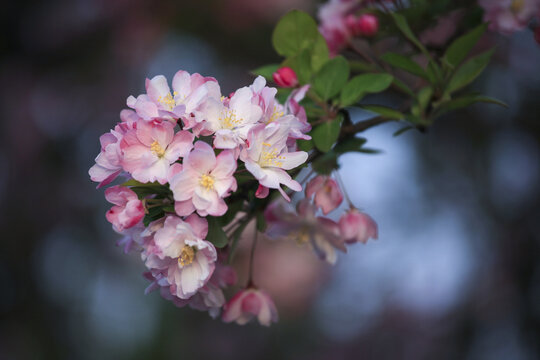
(121, 120), (194, 184)
(241, 122), (308, 200)
(479, 0), (539, 34)
(221, 288), (278, 326)
(127, 70), (219, 122)
(318, 0), (357, 55)
(265, 199), (346, 264)
(104, 185), (145, 232)
(202, 84), (263, 149)
(339, 207), (378, 244)
(89, 119), (137, 188)
(272, 67), (298, 88)
(305, 175), (344, 215)
(169, 141), (237, 216)
(150, 216), (217, 299)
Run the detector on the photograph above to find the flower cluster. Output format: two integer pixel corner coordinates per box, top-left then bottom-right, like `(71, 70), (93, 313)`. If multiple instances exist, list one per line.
(318, 0), (380, 56)
(89, 70), (312, 325)
(265, 175), (378, 265)
(479, 0), (540, 35)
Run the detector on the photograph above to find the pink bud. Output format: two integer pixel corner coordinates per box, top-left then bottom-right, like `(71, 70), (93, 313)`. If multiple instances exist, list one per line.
(255, 184), (269, 199)
(306, 175), (344, 215)
(350, 14), (379, 37)
(272, 67), (298, 88)
(105, 185), (144, 232)
(222, 288), (278, 326)
(338, 208), (378, 244)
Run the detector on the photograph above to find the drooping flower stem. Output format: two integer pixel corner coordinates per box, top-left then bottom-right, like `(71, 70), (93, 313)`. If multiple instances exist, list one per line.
(247, 230), (259, 288)
(334, 170), (354, 208)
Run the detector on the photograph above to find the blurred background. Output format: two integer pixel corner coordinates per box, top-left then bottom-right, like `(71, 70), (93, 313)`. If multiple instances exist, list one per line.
(1, 0), (540, 359)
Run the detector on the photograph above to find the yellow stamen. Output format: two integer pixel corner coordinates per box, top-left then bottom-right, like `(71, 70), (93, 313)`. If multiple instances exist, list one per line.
(259, 143), (284, 167)
(511, 0), (525, 13)
(150, 141), (166, 158)
(199, 174), (215, 190)
(268, 106), (284, 123)
(157, 93), (176, 110)
(219, 109), (243, 129)
(178, 246), (196, 267)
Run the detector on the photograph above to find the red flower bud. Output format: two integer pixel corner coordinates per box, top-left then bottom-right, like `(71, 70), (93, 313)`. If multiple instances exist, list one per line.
(355, 14), (379, 37)
(272, 67), (298, 88)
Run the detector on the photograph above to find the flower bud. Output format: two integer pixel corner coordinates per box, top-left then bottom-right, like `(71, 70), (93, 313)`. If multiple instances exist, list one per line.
(306, 175), (343, 215)
(339, 208), (378, 244)
(272, 67), (298, 88)
(348, 14), (379, 37)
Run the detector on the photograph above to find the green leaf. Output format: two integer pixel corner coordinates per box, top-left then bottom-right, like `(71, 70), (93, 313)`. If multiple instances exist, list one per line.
(312, 152), (339, 175)
(333, 137), (368, 154)
(312, 115), (343, 152)
(283, 49), (312, 84)
(251, 64), (280, 81)
(393, 78), (415, 97)
(297, 139), (314, 152)
(313, 56), (350, 100)
(446, 49), (494, 94)
(207, 217), (228, 248)
(272, 10), (319, 57)
(143, 207), (165, 227)
(436, 94), (507, 115)
(426, 60), (442, 84)
(121, 179), (146, 187)
(393, 126), (415, 137)
(380, 52), (428, 79)
(340, 73), (393, 106)
(417, 86), (433, 110)
(362, 105), (404, 120)
(390, 12), (431, 59)
(444, 24), (487, 68)
(311, 34), (330, 72)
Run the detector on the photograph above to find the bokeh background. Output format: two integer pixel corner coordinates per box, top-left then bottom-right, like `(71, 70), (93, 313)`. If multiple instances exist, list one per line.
(1, 1), (540, 359)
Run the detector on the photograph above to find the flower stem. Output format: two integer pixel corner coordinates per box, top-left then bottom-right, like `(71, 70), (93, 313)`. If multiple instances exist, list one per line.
(334, 170), (354, 208)
(247, 230), (258, 287)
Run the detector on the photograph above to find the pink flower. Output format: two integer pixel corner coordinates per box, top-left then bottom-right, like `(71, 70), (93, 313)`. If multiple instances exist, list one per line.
(89, 118), (136, 188)
(339, 207), (378, 244)
(126, 70), (219, 121)
(265, 199), (346, 264)
(202, 85), (263, 149)
(241, 122), (307, 200)
(272, 67), (298, 88)
(169, 141), (237, 216)
(305, 175), (344, 215)
(318, 0), (357, 56)
(479, 0), (539, 34)
(121, 120), (194, 184)
(149, 216), (217, 299)
(105, 186), (145, 232)
(222, 288), (278, 326)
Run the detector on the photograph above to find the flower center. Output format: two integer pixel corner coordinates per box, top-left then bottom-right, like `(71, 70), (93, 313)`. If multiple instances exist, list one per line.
(219, 109), (242, 129)
(259, 143), (284, 167)
(268, 106), (284, 123)
(157, 92), (177, 110)
(199, 174), (215, 190)
(178, 245), (196, 267)
(150, 141), (166, 158)
(511, 0), (525, 13)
